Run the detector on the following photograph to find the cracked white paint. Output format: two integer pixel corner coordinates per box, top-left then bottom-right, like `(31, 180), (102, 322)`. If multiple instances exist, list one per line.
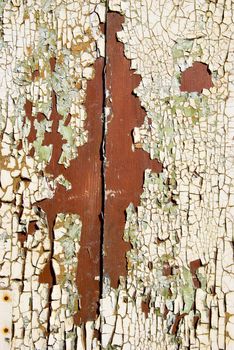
(48, 213), (82, 349)
(0, 0), (234, 349)
(0, 0), (104, 348)
(100, 0), (234, 349)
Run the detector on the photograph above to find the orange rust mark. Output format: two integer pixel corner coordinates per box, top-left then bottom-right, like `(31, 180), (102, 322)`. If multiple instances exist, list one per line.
(71, 42), (91, 53)
(104, 12), (162, 289)
(57, 54), (64, 65)
(75, 81), (82, 90)
(180, 62), (213, 93)
(26, 46), (33, 55)
(2, 293), (11, 302)
(39, 69), (45, 79)
(2, 327), (9, 334)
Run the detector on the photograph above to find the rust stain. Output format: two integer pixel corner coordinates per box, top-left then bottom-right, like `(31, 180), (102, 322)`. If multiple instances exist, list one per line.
(104, 12), (162, 288)
(71, 42), (92, 53)
(180, 61), (213, 93)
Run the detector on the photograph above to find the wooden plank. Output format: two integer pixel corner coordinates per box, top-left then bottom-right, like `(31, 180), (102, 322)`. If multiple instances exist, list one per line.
(104, 13), (162, 288)
(38, 58), (104, 324)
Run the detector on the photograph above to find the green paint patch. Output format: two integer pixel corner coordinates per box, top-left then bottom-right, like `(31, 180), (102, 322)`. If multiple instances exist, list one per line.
(181, 267), (195, 313)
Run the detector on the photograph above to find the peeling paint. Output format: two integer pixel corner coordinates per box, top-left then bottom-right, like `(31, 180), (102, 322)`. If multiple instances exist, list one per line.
(1, 0), (234, 349)
(101, 0), (234, 349)
(0, 0), (105, 348)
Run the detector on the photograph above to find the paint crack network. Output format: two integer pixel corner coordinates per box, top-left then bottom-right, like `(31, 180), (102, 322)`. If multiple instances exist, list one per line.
(0, 0), (234, 349)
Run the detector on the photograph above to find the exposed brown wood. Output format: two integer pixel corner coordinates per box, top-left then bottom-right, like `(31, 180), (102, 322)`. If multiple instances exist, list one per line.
(180, 62), (213, 93)
(190, 259), (202, 289)
(39, 261), (53, 288)
(162, 262), (172, 277)
(141, 295), (150, 318)
(36, 58), (104, 324)
(171, 313), (187, 335)
(104, 12), (162, 288)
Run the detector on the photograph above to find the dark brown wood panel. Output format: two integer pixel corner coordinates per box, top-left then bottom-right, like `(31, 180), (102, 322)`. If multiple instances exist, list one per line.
(104, 13), (162, 288)
(38, 58), (104, 324)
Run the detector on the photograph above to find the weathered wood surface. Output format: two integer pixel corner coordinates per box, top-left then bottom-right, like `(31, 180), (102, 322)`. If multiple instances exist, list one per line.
(104, 12), (162, 289)
(0, 1), (234, 349)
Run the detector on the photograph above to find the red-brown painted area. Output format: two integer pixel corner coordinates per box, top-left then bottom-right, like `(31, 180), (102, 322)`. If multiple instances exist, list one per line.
(180, 62), (213, 93)
(162, 262), (172, 277)
(141, 295), (150, 318)
(171, 313), (187, 335)
(39, 261), (53, 288)
(190, 259), (202, 289)
(25, 100), (34, 146)
(27, 58), (105, 324)
(104, 13), (162, 288)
